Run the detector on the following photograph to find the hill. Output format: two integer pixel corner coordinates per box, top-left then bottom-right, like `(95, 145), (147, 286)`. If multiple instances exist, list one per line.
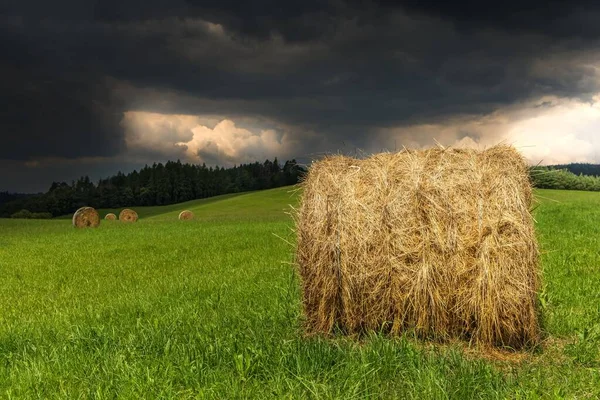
(57, 186), (300, 222)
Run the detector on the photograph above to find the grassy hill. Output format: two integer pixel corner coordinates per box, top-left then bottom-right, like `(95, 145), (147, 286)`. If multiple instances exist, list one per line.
(1, 187), (600, 398)
(56, 186), (300, 222)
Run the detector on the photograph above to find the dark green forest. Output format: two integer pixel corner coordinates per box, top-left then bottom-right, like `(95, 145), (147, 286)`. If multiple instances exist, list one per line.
(0, 158), (304, 218)
(548, 163), (600, 177)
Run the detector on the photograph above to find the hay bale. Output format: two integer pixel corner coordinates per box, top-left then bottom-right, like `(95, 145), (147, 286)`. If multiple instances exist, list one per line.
(104, 213), (117, 220)
(72, 206), (100, 228)
(178, 210), (194, 220)
(295, 145), (540, 348)
(119, 209), (138, 223)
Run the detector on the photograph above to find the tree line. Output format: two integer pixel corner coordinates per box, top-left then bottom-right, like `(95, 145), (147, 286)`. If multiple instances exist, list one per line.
(1, 158), (305, 218)
(3, 160), (600, 219)
(529, 166), (600, 191)
(547, 163), (600, 177)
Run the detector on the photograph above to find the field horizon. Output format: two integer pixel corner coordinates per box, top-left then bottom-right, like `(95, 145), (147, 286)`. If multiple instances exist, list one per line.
(1, 186), (600, 398)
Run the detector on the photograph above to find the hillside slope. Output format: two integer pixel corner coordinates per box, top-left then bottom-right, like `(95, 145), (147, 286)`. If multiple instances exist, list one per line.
(58, 186), (300, 222)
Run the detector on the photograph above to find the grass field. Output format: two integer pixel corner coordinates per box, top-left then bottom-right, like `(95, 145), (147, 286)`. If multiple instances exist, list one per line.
(1, 186), (600, 398)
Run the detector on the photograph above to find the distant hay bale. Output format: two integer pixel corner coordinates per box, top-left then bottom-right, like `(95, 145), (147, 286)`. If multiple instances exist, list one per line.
(72, 206), (100, 228)
(104, 213), (117, 220)
(178, 210), (194, 220)
(119, 209), (138, 223)
(295, 145), (540, 348)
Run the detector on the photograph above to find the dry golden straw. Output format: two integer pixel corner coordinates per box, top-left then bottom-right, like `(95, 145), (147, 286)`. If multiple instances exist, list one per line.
(178, 210), (194, 220)
(72, 206), (100, 228)
(119, 209), (138, 223)
(104, 213), (117, 220)
(294, 145), (540, 349)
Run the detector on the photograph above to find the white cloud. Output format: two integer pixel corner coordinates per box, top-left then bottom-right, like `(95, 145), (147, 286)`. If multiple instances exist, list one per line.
(503, 98), (600, 164)
(122, 97), (600, 168)
(122, 111), (211, 159)
(375, 95), (600, 164)
(181, 119), (290, 164)
(122, 111), (299, 165)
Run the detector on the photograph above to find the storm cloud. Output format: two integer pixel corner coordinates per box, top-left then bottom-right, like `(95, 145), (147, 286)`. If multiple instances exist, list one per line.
(2, 0), (600, 191)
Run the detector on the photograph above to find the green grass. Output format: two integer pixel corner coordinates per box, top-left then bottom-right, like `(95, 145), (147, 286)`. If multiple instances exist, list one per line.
(1, 186), (600, 398)
(57, 187), (300, 221)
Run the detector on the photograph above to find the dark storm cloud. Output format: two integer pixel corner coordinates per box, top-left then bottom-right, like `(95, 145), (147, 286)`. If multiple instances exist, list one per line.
(2, 0), (600, 191)
(89, 0), (600, 41)
(0, 67), (124, 160)
(393, 0), (600, 39)
(92, 0), (341, 42)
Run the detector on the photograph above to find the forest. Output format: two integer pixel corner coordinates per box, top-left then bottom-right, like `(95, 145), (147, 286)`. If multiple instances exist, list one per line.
(529, 165), (600, 191)
(0, 158), (304, 218)
(548, 163), (600, 177)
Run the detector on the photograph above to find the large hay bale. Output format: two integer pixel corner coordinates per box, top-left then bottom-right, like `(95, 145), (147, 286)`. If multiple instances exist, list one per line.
(178, 210), (194, 220)
(119, 209), (138, 223)
(295, 145), (540, 348)
(104, 213), (117, 220)
(72, 206), (100, 228)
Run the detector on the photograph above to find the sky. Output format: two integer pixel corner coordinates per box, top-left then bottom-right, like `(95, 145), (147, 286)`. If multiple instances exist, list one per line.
(2, 0), (600, 192)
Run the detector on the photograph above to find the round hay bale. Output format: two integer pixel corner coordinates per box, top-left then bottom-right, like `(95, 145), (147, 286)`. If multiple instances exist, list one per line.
(104, 213), (117, 220)
(72, 206), (100, 228)
(295, 144), (540, 349)
(178, 210), (194, 221)
(118, 209), (138, 223)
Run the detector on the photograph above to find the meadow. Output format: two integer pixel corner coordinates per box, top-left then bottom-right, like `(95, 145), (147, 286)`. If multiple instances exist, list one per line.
(1, 186), (599, 398)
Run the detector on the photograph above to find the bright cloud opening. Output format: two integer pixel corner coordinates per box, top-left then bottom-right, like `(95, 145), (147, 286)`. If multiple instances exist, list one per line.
(376, 96), (600, 165)
(122, 111), (297, 165)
